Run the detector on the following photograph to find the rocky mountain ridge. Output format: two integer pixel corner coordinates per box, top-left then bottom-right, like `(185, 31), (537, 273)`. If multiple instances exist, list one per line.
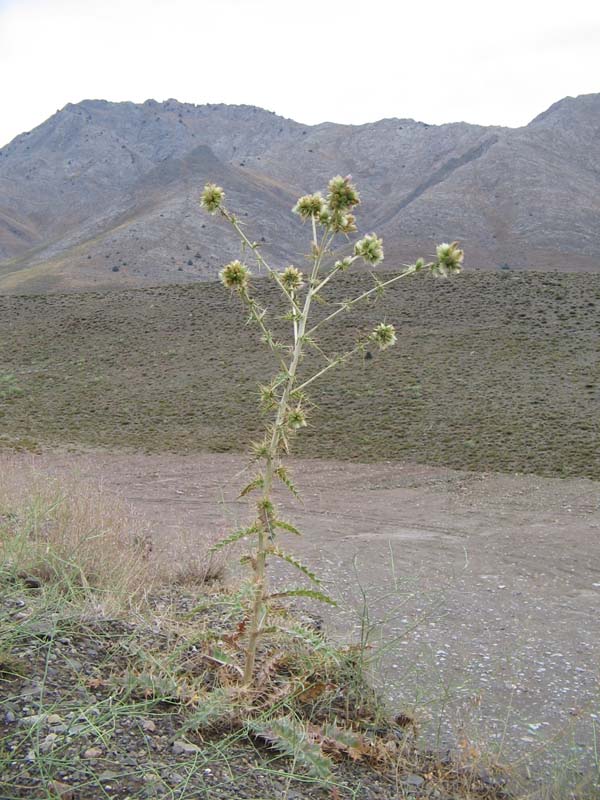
(0, 93), (599, 292)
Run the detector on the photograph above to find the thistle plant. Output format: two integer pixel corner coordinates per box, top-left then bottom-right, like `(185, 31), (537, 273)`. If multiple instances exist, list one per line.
(201, 175), (463, 686)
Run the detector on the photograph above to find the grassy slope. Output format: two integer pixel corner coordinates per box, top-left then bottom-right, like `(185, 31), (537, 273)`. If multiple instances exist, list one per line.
(0, 271), (599, 479)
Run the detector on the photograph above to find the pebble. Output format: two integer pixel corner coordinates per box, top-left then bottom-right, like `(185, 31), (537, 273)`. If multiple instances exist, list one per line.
(172, 739), (200, 754)
(83, 746), (103, 759)
(48, 780), (74, 799)
(19, 713), (46, 727)
(402, 773), (425, 787)
(40, 732), (59, 752)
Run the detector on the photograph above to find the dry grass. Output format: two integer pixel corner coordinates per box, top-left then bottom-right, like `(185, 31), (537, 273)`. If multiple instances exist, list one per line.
(0, 454), (229, 609)
(0, 454), (154, 611)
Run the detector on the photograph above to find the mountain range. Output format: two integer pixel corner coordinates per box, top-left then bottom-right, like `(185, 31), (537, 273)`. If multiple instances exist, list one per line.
(0, 93), (599, 292)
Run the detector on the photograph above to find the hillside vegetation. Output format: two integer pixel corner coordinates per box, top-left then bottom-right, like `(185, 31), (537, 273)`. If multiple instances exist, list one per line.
(1, 271), (598, 479)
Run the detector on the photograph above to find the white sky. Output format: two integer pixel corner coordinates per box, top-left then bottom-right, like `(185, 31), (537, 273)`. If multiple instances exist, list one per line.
(1, 0), (599, 147)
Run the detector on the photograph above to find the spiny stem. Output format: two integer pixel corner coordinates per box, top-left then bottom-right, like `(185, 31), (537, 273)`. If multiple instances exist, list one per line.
(312, 255), (359, 295)
(306, 264), (417, 337)
(221, 207), (302, 318)
(243, 291), (289, 372)
(294, 343), (363, 394)
(242, 212), (325, 686)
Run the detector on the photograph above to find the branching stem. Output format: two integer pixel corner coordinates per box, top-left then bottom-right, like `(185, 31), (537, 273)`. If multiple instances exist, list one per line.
(306, 265), (417, 337)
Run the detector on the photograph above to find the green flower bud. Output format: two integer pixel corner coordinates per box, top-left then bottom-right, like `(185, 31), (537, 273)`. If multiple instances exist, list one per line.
(293, 193), (326, 219)
(354, 233), (384, 265)
(200, 183), (225, 214)
(432, 241), (464, 276)
(251, 439), (270, 459)
(318, 206), (332, 227)
(414, 257), (425, 272)
(259, 384), (277, 410)
(327, 175), (360, 211)
(330, 211), (357, 234)
(334, 256), (354, 271)
(371, 322), (397, 350)
(219, 260), (251, 291)
(280, 266), (304, 292)
(287, 407), (307, 430)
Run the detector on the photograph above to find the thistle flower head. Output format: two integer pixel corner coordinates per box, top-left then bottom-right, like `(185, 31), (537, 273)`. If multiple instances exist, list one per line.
(293, 193), (326, 219)
(219, 260), (251, 291)
(318, 206), (332, 227)
(335, 256), (354, 271)
(280, 265), (304, 292)
(413, 257), (426, 272)
(287, 407), (307, 430)
(371, 322), (397, 350)
(330, 211), (357, 234)
(432, 241), (464, 277)
(259, 384), (277, 410)
(200, 183), (225, 214)
(251, 438), (270, 459)
(327, 175), (360, 211)
(354, 233), (384, 265)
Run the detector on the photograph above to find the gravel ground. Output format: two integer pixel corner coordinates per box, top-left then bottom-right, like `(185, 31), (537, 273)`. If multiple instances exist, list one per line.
(0, 591), (506, 800)
(7, 450), (600, 796)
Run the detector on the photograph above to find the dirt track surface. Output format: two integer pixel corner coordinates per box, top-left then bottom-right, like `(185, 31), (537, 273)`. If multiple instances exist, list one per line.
(22, 451), (600, 785)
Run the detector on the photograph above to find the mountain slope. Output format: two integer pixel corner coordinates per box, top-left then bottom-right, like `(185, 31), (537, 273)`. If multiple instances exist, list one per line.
(0, 94), (599, 292)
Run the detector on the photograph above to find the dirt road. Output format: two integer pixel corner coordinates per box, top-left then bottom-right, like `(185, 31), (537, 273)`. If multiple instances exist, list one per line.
(19, 451), (600, 790)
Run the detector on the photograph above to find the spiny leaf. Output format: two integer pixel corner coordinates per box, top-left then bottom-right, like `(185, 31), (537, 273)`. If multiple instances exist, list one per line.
(273, 518), (301, 536)
(248, 716), (333, 782)
(181, 689), (235, 733)
(316, 723), (369, 763)
(274, 465), (301, 499)
(270, 588), (337, 606)
(266, 547), (320, 584)
(210, 525), (258, 552)
(238, 475), (264, 498)
(284, 623), (331, 652)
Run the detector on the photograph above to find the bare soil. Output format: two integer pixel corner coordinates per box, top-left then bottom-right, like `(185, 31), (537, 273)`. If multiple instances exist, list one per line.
(17, 450), (600, 791)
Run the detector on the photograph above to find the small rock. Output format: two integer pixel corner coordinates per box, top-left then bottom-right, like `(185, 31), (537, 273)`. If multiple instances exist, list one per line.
(48, 781), (74, 799)
(142, 719), (157, 732)
(27, 621), (55, 639)
(40, 733), (59, 753)
(4, 710), (16, 723)
(172, 739), (200, 755)
(99, 770), (119, 781)
(19, 713), (46, 727)
(402, 773), (425, 787)
(21, 575), (42, 589)
(83, 746), (103, 759)
(47, 713), (63, 725)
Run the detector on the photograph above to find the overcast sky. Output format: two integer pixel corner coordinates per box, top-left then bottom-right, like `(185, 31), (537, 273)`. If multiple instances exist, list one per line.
(1, 0), (599, 147)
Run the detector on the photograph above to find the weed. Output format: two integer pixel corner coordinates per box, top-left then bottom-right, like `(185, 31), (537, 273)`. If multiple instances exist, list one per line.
(200, 176), (462, 686)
